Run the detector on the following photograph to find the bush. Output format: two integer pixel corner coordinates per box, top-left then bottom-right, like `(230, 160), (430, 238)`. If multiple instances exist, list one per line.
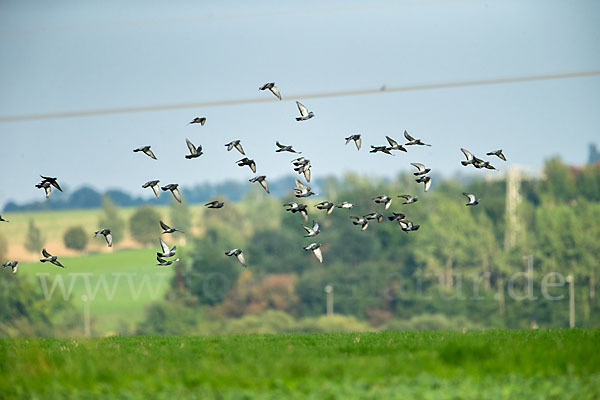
(129, 206), (161, 246)
(25, 219), (44, 253)
(63, 226), (88, 251)
(0, 233), (7, 262)
(98, 196), (126, 245)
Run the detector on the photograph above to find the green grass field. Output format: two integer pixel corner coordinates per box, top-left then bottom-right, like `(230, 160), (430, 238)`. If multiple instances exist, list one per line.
(18, 248), (174, 334)
(1, 330), (598, 399)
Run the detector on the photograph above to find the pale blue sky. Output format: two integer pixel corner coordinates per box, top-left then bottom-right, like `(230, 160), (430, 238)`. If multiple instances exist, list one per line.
(1, 0), (599, 208)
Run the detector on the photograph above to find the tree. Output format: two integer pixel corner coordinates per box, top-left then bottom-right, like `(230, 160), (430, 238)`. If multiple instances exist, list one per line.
(0, 233), (7, 262)
(98, 196), (126, 245)
(25, 219), (44, 253)
(63, 226), (88, 251)
(129, 206), (161, 246)
(169, 199), (192, 235)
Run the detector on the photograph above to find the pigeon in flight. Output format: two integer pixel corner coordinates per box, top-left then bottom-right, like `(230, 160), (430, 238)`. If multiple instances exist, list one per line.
(302, 220), (321, 237)
(404, 130), (431, 146)
(486, 149), (506, 161)
(35, 181), (52, 199)
(387, 212), (407, 222)
(249, 175), (270, 193)
(40, 249), (65, 268)
(350, 216), (369, 231)
(157, 256), (179, 266)
(237, 158), (257, 173)
(315, 201), (335, 215)
(157, 238), (176, 258)
(160, 220), (184, 234)
(259, 82), (282, 100)
(205, 200), (225, 209)
(293, 178), (315, 198)
(295, 101), (314, 121)
(337, 202), (353, 209)
(0, 215), (9, 222)
(398, 219), (420, 233)
(397, 194), (418, 205)
(373, 195), (393, 210)
(189, 117), (206, 125)
(284, 202), (309, 222)
(463, 192), (480, 206)
(345, 134), (362, 150)
(474, 160), (497, 170)
(39, 176), (63, 192)
(276, 141), (302, 154)
(386, 136), (408, 152)
(133, 145), (157, 160)
(292, 157), (312, 182)
(370, 145), (394, 155)
(410, 163), (431, 176)
(94, 228), (113, 247)
(2, 260), (18, 274)
(185, 138), (203, 159)
(304, 243), (323, 263)
(161, 183), (182, 203)
(225, 249), (247, 267)
(225, 140), (245, 155)
(142, 180), (161, 199)
(460, 148), (477, 166)
(364, 212), (384, 223)
(415, 175), (432, 192)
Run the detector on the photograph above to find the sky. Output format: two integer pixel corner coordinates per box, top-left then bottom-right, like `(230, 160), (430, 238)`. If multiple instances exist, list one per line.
(1, 0), (599, 209)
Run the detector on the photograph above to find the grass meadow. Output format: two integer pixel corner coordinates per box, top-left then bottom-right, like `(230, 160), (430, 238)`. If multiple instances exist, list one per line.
(1, 329), (599, 399)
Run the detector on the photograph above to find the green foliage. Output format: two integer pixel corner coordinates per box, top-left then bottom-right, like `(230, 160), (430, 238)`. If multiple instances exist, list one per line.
(129, 206), (161, 246)
(24, 219), (44, 253)
(0, 233), (7, 262)
(1, 330), (599, 398)
(98, 196), (126, 245)
(63, 226), (88, 251)
(169, 199), (191, 234)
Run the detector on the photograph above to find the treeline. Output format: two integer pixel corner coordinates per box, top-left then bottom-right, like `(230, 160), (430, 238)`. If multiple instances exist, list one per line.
(135, 156), (600, 334)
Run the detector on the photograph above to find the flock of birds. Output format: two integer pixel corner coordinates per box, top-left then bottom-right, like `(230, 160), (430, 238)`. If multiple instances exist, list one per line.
(1, 82), (507, 274)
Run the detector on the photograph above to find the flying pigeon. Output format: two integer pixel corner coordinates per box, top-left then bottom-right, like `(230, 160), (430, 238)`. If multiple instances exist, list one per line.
(350, 216), (369, 231)
(157, 238), (176, 258)
(275, 141), (301, 154)
(295, 101), (314, 121)
(460, 148), (476, 166)
(160, 220), (184, 234)
(40, 249), (64, 268)
(345, 134), (362, 150)
(142, 180), (161, 199)
(410, 163), (431, 176)
(205, 200), (224, 209)
(370, 145), (394, 155)
(0, 215), (9, 222)
(315, 201), (335, 215)
(474, 160), (497, 170)
(237, 158), (257, 173)
(2, 261), (18, 274)
(364, 212), (384, 223)
(486, 149), (506, 161)
(337, 202), (353, 209)
(133, 145), (157, 160)
(284, 202), (309, 222)
(189, 117), (206, 125)
(39, 176), (63, 192)
(373, 195), (393, 210)
(157, 256), (179, 266)
(259, 82), (282, 100)
(386, 136), (408, 152)
(35, 181), (52, 199)
(185, 138), (203, 159)
(415, 175), (432, 192)
(94, 228), (113, 247)
(397, 194), (418, 204)
(463, 192), (480, 206)
(302, 220), (321, 237)
(293, 178), (315, 198)
(404, 130), (431, 146)
(249, 175), (270, 193)
(161, 183), (182, 203)
(225, 140), (245, 155)
(303, 243), (323, 263)
(398, 219), (420, 232)
(225, 249), (247, 267)
(292, 158), (311, 182)
(387, 212), (407, 221)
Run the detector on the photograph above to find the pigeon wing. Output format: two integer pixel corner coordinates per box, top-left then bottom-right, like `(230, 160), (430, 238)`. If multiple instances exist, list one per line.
(411, 163), (426, 173)
(404, 130), (415, 141)
(235, 142), (245, 155)
(42, 248), (51, 258)
(259, 178), (270, 194)
(424, 178), (432, 192)
(172, 187), (182, 203)
(461, 148), (474, 161)
(159, 239), (170, 253)
(463, 192), (476, 203)
(312, 247), (323, 263)
(151, 184), (160, 198)
(105, 233), (113, 247)
(386, 136), (398, 147)
(186, 138), (197, 155)
(236, 252), (247, 267)
(296, 101), (309, 117)
(303, 168), (311, 182)
(355, 136), (362, 150)
(249, 160), (256, 173)
(270, 85), (282, 100)
(276, 141), (286, 149)
(44, 185), (51, 198)
(160, 220), (171, 231)
(144, 148), (157, 159)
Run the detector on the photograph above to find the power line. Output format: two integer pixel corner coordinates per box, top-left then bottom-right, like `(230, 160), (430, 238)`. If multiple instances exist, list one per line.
(1, 70), (598, 123)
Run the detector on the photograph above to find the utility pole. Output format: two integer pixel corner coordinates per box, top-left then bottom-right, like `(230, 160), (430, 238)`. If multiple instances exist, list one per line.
(324, 284), (334, 316)
(567, 274), (575, 328)
(81, 295), (91, 337)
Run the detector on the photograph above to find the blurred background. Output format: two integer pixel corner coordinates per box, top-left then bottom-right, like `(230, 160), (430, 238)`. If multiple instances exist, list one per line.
(0, 0), (599, 336)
